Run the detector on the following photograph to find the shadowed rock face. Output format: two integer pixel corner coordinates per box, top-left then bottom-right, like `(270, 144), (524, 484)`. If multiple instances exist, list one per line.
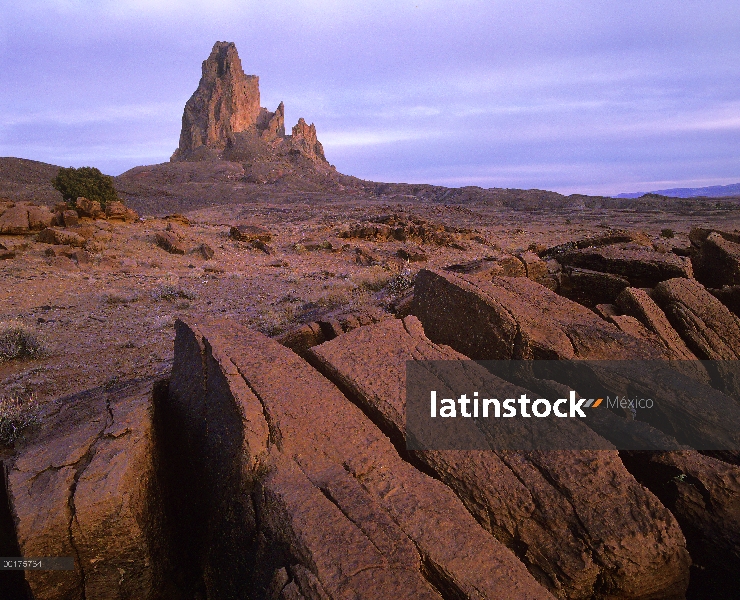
(166, 318), (554, 600)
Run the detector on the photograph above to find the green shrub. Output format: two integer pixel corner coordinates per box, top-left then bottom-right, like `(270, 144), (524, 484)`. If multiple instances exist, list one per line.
(0, 322), (45, 362)
(52, 166), (120, 209)
(660, 228), (675, 239)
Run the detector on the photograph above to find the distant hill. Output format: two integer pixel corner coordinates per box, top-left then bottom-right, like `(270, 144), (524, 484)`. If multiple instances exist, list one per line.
(616, 182), (740, 199)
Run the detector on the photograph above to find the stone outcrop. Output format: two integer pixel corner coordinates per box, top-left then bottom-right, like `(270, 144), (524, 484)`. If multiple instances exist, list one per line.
(289, 118), (326, 161)
(413, 269), (664, 360)
(173, 41), (261, 159)
(652, 278), (740, 360)
(652, 277), (740, 399)
(309, 316), (691, 599)
(615, 287), (701, 362)
(710, 284), (740, 316)
(692, 231), (740, 287)
(171, 42), (330, 166)
(558, 267), (630, 307)
(444, 252), (527, 278)
(36, 227), (87, 248)
(540, 230), (653, 258)
(104, 201), (139, 222)
(162, 318), (554, 599)
(338, 214), (466, 247)
(0, 203), (54, 234)
(3, 378), (164, 600)
(276, 307), (389, 357)
(556, 243), (693, 288)
(620, 449), (740, 598)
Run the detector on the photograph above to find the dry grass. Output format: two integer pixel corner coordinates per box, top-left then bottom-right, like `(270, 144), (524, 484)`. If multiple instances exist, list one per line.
(0, 394), (41, 445)
(0, 322), (45, 363)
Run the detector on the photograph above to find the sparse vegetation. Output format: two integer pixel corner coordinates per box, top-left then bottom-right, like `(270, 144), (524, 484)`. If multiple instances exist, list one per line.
(52, 166), (120, 209)
(386, 271), (415, 295)
(0, 322), (45, 363)
(151, 284), (197, 302)
(661, 228), (675, 238)
(101, 290), (139, 305)
(0, 394), (41, 446)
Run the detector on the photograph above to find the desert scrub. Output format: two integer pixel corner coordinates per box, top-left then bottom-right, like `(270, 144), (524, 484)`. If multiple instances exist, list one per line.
(351, 266), (394, 292)
(101, 290), (139, 304)
(0, 394), (41, 445)
(151, 283), (197, 302)
(660, 228), (675, 239)
(0, 322), (45, 362)
(386, 269), (415, 295)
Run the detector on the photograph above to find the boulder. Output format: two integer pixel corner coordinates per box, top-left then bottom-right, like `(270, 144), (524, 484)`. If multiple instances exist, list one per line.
(651, 278), (740, 361)
(354, 246), (378, 265)
(155, 231), (187, 255)
(0, 250), (15, 260)
(558, 267), (630, 307)
(397, 246), (427, 262)
(27, 206), (54, 230)
(191, 243), (214, 260)
(692, 231), (740, 287)
(61, 210), (78, 228)
(309, 317), (691, 600)
(556, 243), (693, 287)
(413, 269), (664, 360)
(37, 228), (86, 248)
(105, 201), (138, 222)
(652, 278), (740, 399)
(4, 378), (164, 600)
(444, 252), (526, 278)
(171, 318), (554, 599)
(74, 197), (103, 219)
(229, 223), (271, 242)
(615, 287), (701, 362)
(0, 205), (30, 234)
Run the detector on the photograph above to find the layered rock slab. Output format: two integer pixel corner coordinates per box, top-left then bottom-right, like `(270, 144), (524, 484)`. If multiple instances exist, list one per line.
(412, 269), (664, 360)
(555, 243), (693, 288)
(309, 317), (691, 600)
(4, 378), (164, 600)
(177, 318), (553, 600)
(652, 277), (740, 400)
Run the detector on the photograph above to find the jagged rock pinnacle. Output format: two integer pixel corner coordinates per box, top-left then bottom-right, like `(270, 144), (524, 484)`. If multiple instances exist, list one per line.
(171, 41), (328, 168)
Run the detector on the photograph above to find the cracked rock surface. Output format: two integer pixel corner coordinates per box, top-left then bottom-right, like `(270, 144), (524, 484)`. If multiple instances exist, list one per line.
(4, 378), (162, 600)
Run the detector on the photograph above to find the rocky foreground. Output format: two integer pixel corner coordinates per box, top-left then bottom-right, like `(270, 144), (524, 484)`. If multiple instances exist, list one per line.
(2, 203), (740, 599)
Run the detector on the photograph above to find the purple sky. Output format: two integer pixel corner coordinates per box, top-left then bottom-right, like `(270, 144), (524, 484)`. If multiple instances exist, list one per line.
(1, 1), (739, 195)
